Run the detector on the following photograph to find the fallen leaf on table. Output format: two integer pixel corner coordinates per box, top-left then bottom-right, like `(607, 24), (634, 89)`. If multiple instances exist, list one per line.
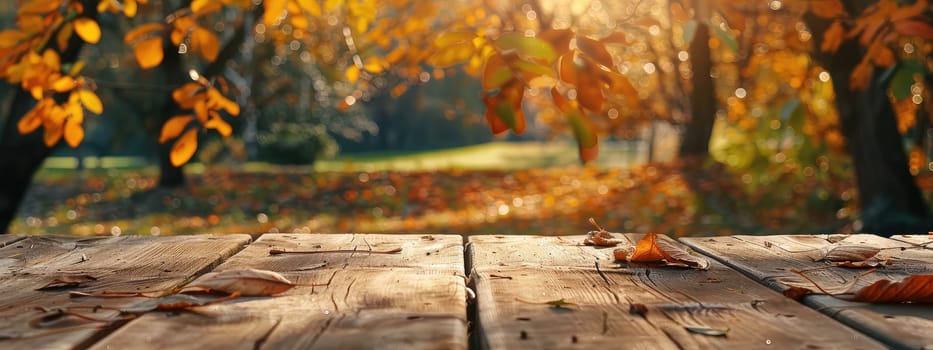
(847, 274), (933, 303)
(789, 270), (933, 303)
(817, 244), (880, 262)
(831, 259), (892, 268)
(121, 294), (214, 313)
(583, 218), (625, 246)
(180, 268), (296, 296)
(615, 233), (710, 269)
(685, 326), (729, 336)
(122, 293), (241, 313)
(782, 285), (813, 301)
(36, 275), (98, 290)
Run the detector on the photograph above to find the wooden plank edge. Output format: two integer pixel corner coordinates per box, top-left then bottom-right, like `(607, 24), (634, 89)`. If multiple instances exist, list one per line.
(0, 235), (25, 248)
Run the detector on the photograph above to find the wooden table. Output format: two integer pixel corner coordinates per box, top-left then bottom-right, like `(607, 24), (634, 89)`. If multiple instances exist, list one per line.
(1, 233), (930, 349)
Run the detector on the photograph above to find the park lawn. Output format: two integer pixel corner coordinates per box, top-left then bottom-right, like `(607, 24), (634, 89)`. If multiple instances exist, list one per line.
(13, 141), (864, 237)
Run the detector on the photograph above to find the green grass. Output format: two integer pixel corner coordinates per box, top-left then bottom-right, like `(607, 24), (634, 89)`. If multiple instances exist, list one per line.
(40, 141), (646, 174)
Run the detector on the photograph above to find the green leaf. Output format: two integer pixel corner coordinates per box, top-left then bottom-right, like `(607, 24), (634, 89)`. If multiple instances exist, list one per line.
(889, 60), (924, 100)
(713, 26), (738, 52)
(495, 33), (557, 63)
(566, 110), (597, 148)
(494, 99), (518, 130)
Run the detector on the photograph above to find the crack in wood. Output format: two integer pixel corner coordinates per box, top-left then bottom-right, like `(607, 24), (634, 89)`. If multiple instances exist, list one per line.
(252, 318), (281, 350)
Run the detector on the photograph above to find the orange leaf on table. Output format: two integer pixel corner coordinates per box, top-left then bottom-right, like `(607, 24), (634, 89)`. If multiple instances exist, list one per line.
(817, 244), (880, 262)
(848, 275), (933, 303)
(615, 233), (710, 269)
(180, 268), (295, 296)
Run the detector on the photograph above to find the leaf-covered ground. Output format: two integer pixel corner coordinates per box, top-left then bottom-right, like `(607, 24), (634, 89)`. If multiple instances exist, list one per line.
(12, 161), (892, 237)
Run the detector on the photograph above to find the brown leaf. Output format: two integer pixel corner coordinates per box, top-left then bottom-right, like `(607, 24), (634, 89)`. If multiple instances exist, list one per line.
(121, 294), (213, 313)
(616, 233), (709, 269)
(181, 268), (295, 296)
(583, 218), (624, 246)
(36, 275), (97, 290)
(817, 244), (880, 262)
(847, 275), (933, 303)
(782, 285), (813, 301)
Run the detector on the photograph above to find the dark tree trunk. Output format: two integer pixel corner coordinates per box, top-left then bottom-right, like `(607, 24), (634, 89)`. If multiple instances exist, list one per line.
(155, 4), (256, 187)
(156, 37), (188, 188)
(0, 90), (53, 233)
(678, 8), (717, 160)
(807, 12), (931, 236)
(0, 0), (99, 233)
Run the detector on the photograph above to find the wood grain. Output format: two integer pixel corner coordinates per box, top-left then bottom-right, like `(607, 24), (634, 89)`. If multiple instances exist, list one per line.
(468, 235), (884, 350)
(681, 234), (933, 349)
(889, 234), (933, 249)
(93, 234), (468, 350)
(0, 234), (24, 247)
(0, 234), (250, 350)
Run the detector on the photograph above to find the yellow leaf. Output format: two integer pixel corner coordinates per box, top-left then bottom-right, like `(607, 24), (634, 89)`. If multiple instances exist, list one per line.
(296, 0), (322, 16)
(810, 0), (844, 19)
(170, 128), (199, 167)
(345, 65), (360, 83)
(363, 58), (386, 74)
(194, 99), (208, 122)
(64, 118), (84, 148)
(17, 100), (50, 134)
(73, 18), (101, 44)
(43, 106), (67, 147)
(56, 23), (73, 51)
(124, 0), (138, 17)
(204, 113), (233, 137)
(52, 76), (77, 92)
(69, 60), (86, 75)
(134, 37), (164, 69)
(20, 1), (60, 14)
(0, 30), (26, 48)
(264, 0), (287, 25)
(191, 0), (210, 13)
(159, 115), (193, 143)
(820, 21), (844, 53)
(78, 89), (103, 114)
(192, 27), (219, 62)
(124, 23), (164, 44)
(173, 83), (203, 108)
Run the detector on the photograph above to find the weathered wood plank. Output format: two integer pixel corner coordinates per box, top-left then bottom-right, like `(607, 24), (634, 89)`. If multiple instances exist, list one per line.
(0, 234), (250, 350)
(681, 234), (933, 349)
(0, 234), (24, 247)
(889, 234), (933, 249)
(94, 234), (468, 350)
(468, 235), (885, 350)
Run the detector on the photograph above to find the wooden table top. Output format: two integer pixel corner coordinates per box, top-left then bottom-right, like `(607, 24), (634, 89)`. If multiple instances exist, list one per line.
(0, 233), (930, 349)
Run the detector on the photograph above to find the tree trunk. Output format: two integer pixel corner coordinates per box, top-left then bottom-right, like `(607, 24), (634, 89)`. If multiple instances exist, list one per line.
(678, 4), (717, 160)
(807, 12), (931, 236)
(0, 90), (53, 232)
(156, 36), (188, 188)
(0, 0), (98, 232)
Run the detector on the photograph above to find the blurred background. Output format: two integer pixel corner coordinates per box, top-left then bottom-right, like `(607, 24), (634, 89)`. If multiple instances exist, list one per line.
(1, 0), (931, 236)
